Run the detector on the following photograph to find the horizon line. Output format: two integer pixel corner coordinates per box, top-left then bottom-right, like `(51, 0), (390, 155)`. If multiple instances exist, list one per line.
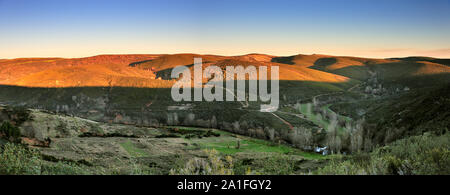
(1, 52), (449, 61)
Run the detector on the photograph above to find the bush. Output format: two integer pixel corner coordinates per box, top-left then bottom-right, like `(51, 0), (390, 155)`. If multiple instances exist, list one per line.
(2, 106), (32, 125)
(258, 155), (296, 175)
(41, 161), (90, 175)
(170, 149), (234, 175)
(0, 143), (41, 175)
(317, 132), (450, 175)
(0, 122), (21, 142)
(0, 142), (92, 175)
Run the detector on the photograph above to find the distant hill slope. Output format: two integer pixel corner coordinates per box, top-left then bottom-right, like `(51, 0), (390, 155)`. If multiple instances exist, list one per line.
(0, 55), (175, 88)
(1, 53), (449, 89)
(272, 54), (450, 87)
(131, 54), (353, 84)
(129, 54), (226, 70)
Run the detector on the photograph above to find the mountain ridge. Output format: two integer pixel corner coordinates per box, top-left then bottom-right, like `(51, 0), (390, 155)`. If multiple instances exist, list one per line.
(1, 53), (449, 88)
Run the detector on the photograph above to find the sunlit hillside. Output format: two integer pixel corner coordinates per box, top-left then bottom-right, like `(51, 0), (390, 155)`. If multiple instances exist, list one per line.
(1, 53), (449, 89)
(0, 55), (175, 88)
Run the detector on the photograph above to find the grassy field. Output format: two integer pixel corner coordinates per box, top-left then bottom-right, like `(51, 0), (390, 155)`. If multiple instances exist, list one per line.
(178, 127), (326, 159)
(119, 140), (149, 158)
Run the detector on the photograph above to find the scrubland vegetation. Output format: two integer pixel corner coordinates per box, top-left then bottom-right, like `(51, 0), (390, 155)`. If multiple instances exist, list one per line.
(168, 131), (450, 175)
(318, 132), (449, 175)
(0, 143), (90, 175)
(2, 129), (440, 175)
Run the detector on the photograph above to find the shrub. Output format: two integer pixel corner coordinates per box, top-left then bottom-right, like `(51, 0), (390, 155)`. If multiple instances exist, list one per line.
(40, 161), (90, 175)
(2, 106), (32, 125)
(170, 149), (234, 175)
(258, 155), (296, 175)
(0, 142), (93, 175)
(0, 122), (21, 142)
(0, 143), (41, 175)
(317, 132), (450, 175)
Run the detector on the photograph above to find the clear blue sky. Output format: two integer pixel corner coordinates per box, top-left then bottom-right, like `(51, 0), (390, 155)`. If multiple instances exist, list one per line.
(0, 0), (449, 58)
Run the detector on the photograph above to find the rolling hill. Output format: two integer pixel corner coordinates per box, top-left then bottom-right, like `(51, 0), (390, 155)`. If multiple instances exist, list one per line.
(1, 53), (449, 90)
(271, 54), (450, 87)
(0, 55), (171, 87)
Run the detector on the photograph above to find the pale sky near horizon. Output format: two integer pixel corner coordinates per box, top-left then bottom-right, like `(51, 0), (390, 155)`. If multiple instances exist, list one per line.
(0, 0), (449, 59)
